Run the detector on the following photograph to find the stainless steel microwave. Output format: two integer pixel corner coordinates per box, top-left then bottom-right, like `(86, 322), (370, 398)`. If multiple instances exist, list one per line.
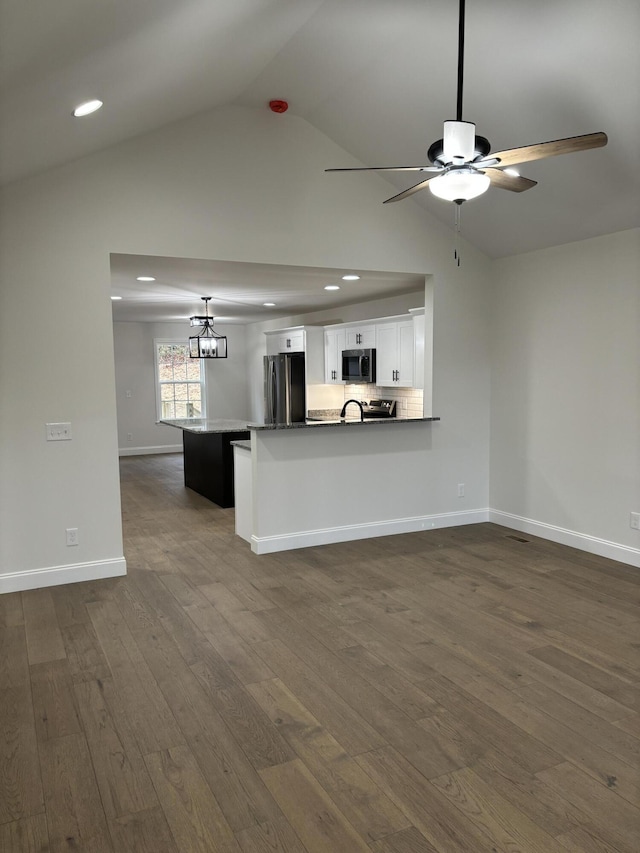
(342, 348), (376, 383)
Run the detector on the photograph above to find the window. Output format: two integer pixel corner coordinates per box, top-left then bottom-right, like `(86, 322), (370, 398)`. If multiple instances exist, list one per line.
(154, 341), (205, 420)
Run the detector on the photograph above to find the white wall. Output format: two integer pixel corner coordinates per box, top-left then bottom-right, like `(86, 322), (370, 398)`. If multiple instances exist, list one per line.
(0, 104), (492, 590)
(251, 422), (483, 554)
(490, 228), (640, 563)
(113, 320), (250, 453)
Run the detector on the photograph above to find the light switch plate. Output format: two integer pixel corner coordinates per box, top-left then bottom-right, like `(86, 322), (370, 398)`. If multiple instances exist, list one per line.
(46, 422), (72, 441)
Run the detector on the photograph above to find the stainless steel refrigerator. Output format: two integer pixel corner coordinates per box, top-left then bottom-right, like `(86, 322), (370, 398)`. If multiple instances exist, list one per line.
(264, 353), (306, 424)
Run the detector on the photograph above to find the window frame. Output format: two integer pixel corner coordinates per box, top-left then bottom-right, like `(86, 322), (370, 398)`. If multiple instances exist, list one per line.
(153, 338), (206, 423)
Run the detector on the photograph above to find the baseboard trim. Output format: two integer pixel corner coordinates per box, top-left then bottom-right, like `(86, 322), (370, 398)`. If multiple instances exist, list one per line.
(119, 444), (182, 457)
(489, 510), (640, 568)
(0, 557), (127, 594)
(251, 509), (490, 555)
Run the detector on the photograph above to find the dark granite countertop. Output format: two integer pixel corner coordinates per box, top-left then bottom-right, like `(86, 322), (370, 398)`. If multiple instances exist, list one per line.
(161, 416), (439, 434)
(250, 416), (439, 431)
(160, 418), (250, 434)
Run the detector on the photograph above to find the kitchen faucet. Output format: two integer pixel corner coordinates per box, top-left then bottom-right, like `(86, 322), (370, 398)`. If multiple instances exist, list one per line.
(340, 399), (364, 422)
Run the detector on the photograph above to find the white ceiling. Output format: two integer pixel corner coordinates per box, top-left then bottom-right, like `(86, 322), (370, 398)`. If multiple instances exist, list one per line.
(110, 254), (425, 324)
(2, 0), (638, 320)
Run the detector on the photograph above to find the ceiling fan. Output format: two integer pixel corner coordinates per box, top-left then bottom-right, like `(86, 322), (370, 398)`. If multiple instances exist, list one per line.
(326, 0), (607, 207)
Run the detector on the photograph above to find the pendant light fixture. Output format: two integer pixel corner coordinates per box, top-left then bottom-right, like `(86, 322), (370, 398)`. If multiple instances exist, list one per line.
(189, 297), (227, 359)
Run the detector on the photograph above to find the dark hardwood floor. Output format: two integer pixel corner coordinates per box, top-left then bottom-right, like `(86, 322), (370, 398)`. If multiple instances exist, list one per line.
(1, 452), (639, 852)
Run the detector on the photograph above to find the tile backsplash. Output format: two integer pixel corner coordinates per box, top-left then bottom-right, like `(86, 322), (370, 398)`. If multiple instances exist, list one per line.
(341, 384), (424, 418)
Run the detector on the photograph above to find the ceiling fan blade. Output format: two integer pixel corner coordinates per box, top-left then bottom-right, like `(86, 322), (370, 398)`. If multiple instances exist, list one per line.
(382, 176), (437, 204)
(488, 132), (607, 168)
(325, 166), (441, 173)
(485, 168), (537, 192)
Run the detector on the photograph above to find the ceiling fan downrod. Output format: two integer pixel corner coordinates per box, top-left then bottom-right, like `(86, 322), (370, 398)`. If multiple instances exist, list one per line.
(456, 0), (466, 122)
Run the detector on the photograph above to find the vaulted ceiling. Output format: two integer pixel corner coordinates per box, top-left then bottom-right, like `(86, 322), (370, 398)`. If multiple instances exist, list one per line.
(2, 0), (638, 314)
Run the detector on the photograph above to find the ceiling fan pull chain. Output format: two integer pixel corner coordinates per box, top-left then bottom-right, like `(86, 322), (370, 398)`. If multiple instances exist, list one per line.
(454, 201), (462, 266)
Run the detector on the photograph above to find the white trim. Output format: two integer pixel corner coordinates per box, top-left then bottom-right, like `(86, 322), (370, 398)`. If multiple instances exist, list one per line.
(119, 444), (182, 457)
(251, 509), (490, 554)
(0, 557), (127, 594)
(489, 509), (640, 569)
(153, 338), (206, 421)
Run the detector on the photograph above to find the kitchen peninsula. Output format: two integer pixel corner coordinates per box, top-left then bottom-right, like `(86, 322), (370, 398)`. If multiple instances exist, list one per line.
(235, 415), (442, 554)
(161, 419), (249, 507)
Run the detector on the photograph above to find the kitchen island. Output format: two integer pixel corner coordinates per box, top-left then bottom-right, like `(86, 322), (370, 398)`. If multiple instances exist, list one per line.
(234, 415), (453, 554)
(161, 419), (250, 507)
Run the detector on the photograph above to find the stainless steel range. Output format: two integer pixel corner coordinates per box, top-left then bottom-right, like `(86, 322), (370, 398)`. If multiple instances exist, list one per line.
(362, 399), (397, 419)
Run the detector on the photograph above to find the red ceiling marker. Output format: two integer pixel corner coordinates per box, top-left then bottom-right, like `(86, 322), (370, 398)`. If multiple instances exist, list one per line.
(269, 99), (288, 113)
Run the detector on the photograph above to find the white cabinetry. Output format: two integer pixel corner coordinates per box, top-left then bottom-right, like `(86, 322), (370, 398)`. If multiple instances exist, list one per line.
(265, 329), (305, 355)
(344, 324), (376, 348)
(323, 311), (423, 388)
(324, 327), (346, 384)
(375, 320), (414, 387)
(264, 327), (324, 384)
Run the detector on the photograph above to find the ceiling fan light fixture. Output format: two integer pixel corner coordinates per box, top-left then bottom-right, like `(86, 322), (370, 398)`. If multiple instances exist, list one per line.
(429, 168), (491, 202)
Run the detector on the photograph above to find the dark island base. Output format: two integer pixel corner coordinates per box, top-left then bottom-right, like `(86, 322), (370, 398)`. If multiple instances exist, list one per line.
(182, 430), (249, 508)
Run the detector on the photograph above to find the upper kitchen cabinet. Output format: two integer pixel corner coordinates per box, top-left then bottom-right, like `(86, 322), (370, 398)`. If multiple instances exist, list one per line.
(324, 327), (346, 384)
(265, 328), (305, 355)
(264, 326), (324, 384)
(344, 324), (376, 349)
(375, 319), (414, 387)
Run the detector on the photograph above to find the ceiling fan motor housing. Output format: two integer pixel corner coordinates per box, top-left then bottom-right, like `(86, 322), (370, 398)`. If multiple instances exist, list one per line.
(445, 120), (475, 161)
(429, 127), (491, 166)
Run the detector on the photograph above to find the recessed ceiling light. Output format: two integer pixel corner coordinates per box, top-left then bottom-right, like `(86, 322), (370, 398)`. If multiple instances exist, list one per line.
(136, 276), (156, 282)
(324, 285), (340, 291)
(341, 274), (360, 281)
(263, 302), (276, 307)
(110, 296), (122, 301)
(504, 168), (520, 177)
(73, 99), (103, 117)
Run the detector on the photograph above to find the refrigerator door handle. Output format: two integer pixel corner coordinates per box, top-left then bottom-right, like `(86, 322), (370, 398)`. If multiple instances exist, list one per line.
(284, 356), (291, 424)
(271, 361), (277, 422)
(265, 358), (277, 424)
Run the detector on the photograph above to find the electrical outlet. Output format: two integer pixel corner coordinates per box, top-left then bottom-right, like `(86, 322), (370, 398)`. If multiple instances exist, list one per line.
(127, 432), (133, 441)
(66, 528), (79, 546)
(631, 512), (640, 530)
(46, 422), (72, 441)
(457, 483), (465, 497)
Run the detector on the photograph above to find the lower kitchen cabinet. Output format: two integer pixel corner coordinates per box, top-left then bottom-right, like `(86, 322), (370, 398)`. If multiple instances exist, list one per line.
(182, 429), (249, 507)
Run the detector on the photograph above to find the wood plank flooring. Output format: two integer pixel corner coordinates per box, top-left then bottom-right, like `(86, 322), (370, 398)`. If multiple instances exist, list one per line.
(1, 451), (639, 852)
